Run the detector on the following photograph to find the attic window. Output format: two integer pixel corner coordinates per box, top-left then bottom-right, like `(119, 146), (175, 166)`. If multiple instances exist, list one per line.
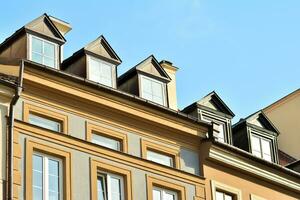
(250, 134), (272, 162)
(140, 75), (167, 106)
(88, 56), (114, 87)
(29, 35), (58, 68)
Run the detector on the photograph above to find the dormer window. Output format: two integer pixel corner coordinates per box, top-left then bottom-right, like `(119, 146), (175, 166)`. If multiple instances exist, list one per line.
(87, 56), (115, 87)
(29, 35), (58, 68)
(140, 75), (167, 106)
(250, 134), (272, 162)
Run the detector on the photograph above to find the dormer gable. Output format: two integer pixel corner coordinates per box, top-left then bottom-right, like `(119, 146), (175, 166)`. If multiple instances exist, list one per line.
(62, 35), (121, 88)
(25, 13), (66, 43)
(232, 110), (279, 164)
(182, 91), (234, 144)
(118, 55), (171, 107)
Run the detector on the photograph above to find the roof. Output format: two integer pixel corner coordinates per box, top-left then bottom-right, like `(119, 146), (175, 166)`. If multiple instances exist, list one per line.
(233, 110), (280, 135)
(23, 59), (211, 128)
(182, 91), (235, 118)
(0, 13), (66, 53)
(62, 35), (122, 69)
(264, 88), (300, 113)
(118, 55), (171, 85)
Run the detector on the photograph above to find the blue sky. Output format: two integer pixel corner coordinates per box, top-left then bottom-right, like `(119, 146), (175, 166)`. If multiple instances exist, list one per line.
(1, 0), (299, 122)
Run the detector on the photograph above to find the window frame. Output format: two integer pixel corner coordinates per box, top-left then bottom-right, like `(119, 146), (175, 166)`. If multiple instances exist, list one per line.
(28, 34), (59, 69)
(97, 172), (125, 200)
(86, 122), (128, 153)
(249, 132), (273, 162)
(90, 159), (132, 200)
(250, 194), (266, 200)
(23, 103), (68, 134)
(32, 152), (63, 200)
(139, 74), (167, 106)
(25, 140), (71, 200)
(141, 139), (180, 169)
(147, 176), (186, 200)
(211, 180), (241, 200)
(86, 55), (116, 88)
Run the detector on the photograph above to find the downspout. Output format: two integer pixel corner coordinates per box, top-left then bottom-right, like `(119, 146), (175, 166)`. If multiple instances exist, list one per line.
(7, 60), (24, 200)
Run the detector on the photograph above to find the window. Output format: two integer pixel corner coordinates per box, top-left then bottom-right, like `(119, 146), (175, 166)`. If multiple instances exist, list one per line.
(88, 56), (114, 87)
(33, 153), (62, 200)
(153, 187), (178, 200)
(97, 173), (124, 200)
(141, 140), (180, 169)
(91, 159), (132, 200)
(147, 176), (186, 200)
(30, 35), (57, 68)
(92, 133), (121, 151)
(24, 103), (68, 134)
(250, 134), (272, 162)
(211, 180), (241, 200)
(215, 190), (234, 200)
(147, 150), (174, 167)
(25, 140), (71, 200)
(86, 123), (128, 152)
(140, 75), (166, 106)
(29, 113), (62, 132)
(202, 115), (226, 143)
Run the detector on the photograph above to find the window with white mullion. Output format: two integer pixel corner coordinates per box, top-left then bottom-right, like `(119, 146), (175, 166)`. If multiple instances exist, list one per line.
(250, 134), (272, 162)
(97, 173), (124, 200)
(30, 35), (57, 68)
(33, 153), (62, 200)
(153, 187), (178, 200)
(88, 56), (114, 87)
(141, 75), (166, 106)
(216, 191), (233, 200)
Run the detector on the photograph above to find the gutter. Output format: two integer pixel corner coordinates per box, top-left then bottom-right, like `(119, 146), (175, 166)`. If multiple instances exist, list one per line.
(6, 60), (24, 200)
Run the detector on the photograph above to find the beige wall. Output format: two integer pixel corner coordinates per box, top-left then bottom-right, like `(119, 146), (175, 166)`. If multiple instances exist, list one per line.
(203, 160), (300, 200)
(264, 93), (300, 160)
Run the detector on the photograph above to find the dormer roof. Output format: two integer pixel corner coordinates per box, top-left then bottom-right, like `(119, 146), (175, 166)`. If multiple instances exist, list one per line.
(182, 91), (235, 118)
(118, 55), (171, 85)
(0, 13), (67, 53)
(62, 35), (122, 69)
(233, 110), (280, 135)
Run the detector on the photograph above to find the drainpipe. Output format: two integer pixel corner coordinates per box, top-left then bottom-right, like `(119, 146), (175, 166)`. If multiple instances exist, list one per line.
(6, 60), (24, 200)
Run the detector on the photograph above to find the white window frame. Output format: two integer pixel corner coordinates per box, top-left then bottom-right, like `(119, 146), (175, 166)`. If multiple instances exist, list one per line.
(201, 113), (227, 143)
(153, 186), (178, 200)
(33, 152), (63, 200)
(140, 75), (167, 106)
(211, 180), (242, 200)
(29, 113), (62, 132)
(250, 133), (273, 162)
(146, 150), (174, 167)
(28, 34), (59, 69)
(91, 133), (121, 151)
(97, 172), (124, 200)
(87, 55), (115, 88)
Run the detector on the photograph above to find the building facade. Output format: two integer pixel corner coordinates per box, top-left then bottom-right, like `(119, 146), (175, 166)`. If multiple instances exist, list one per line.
(0, 14), (299, 200)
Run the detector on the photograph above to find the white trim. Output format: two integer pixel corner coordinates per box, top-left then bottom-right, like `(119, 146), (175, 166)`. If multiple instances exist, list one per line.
(211, 180), (242, 200)
(208, 145), (300, 192)
(153, 186), (178, 200)
(28, 34), (59, 69)
(250, 194), (266, 200)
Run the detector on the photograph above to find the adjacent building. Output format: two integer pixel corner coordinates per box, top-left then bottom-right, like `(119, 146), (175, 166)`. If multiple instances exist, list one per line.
(0, 13), (299, 200)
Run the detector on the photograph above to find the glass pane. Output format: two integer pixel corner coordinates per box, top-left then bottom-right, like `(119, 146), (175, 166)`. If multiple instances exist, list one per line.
(97, 176), (106, 200)
(147, 150), (173, 167)
(152, 81), (163, 97)
(153, 189), (161, 200)
(89, 58), (101, 82)
(216, 191), (224, 200)
(92, 134), (121, 151)
(44, 41), (55, 58)
(251, 135), (261, 152)
(100, 62), (112, 79)
(152, 96), (164, 105)
(261, 139), (271, 156)
(44, 57), (55, 68)
(217, 124), (225, 142)
(142, 78), (152, 94)
(225, 194), (233, 200)
(164, 192), (175, 200)
(48, 159), (60, 200)
(33, 155), (43, 200)
(32, 52), (43, 64)
(32, 37), (43, 54)
(29, 114), (61, 132)
(110, 176), (121, 200)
